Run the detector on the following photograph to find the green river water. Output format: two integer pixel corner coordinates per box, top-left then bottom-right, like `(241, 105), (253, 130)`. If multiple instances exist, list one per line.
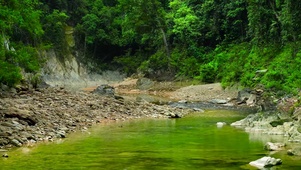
(1, 110), (301, 170)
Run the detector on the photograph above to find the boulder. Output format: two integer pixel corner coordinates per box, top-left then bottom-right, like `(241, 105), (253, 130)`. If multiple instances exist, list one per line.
(92, 84), (115, 96)
(264, 142), (285, 151)
(136, 78), (154, 90)
(237, 88), (252, 104)
(249, 156), (282, 169)
(10, 139), (22, 147)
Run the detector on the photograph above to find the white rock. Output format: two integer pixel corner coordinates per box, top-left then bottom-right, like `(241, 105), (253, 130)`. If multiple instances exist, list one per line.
(264, 142), (285, 151)
(216, 122), (226, 128)
(249, 156), (282, 169)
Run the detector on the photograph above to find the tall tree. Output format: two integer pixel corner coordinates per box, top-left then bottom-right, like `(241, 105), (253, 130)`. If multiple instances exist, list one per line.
(118, 0), (170, 60)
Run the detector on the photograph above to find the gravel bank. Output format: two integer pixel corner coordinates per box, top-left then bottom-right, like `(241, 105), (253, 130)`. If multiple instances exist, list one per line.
(0, 87), (191, 149)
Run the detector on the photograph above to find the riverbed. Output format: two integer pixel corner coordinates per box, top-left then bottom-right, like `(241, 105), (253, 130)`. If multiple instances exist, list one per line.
(2, 110), (301, 169)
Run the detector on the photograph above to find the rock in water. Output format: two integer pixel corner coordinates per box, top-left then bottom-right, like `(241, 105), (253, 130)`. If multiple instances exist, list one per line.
(264, 142), (285, 151)
(216, 122), (226, 128)
(249, 156), (282, 169)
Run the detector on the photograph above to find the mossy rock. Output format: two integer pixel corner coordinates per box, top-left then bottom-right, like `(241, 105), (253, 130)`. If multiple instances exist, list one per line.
(269, 119), (291, 127)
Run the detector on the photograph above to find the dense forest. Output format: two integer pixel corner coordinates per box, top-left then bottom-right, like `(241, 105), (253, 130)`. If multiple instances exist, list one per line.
(1, 0), (301, 95)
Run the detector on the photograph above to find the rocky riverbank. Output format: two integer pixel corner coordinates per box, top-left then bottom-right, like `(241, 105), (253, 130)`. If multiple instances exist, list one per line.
(0, 86), (192, 150)
(231, 96), (301, 156)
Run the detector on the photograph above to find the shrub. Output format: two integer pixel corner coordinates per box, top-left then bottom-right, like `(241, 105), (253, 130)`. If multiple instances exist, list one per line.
(197, 61), (218, 83)
(0, 61), (22, 86)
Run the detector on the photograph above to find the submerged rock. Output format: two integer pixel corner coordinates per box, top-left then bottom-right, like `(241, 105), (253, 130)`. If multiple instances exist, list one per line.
(249, 156), (282, 169)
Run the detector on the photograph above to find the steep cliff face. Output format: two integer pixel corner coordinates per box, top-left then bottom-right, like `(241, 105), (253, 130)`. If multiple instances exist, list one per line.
(41, 26), (125, 89)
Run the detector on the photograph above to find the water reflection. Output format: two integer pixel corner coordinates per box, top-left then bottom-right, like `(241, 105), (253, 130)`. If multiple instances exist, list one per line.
(1, 110), (301, 169)
(248, 132), (289, 144)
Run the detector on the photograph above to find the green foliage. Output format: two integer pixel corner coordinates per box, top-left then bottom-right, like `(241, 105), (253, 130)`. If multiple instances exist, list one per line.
(168, 0), (200, 43)
(0, 60), (22, 86)
(0, 0), (44, 87)
(140, 49), (169, 72)
(206, 42), (301, 95)
(16, 46), (41, 73)
(169, 47), (199, 78)
(3, 0), (301, 94)
(42, 10), (69, 49)
(197, 61), (218, 83)
(114, 50), (146, 75)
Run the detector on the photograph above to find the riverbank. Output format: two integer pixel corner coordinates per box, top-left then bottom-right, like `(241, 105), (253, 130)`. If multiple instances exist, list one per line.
(0, 85), (193, 150)
(0, 78), (244, 150)
(2, 77), (300, 158)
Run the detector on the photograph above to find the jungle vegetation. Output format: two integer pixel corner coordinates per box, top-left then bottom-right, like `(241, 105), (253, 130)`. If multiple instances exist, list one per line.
(1, 0), (301, 94)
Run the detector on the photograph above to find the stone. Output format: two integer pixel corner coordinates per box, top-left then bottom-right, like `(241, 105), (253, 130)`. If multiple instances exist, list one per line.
(216, 122), (226, 128)
(237, 88), (252, 104)
(246, 94), (256, 106)
(249, 156), (282, 169)
(231, 114), (254, 127)
(269, 119), (289, 127)
(56, 130), (66, 138)
(1, 84), (9, 91)
(264, 142), (285, 151)
(287, 147), (301, 156)
(209, 99), (227, 104)
(169, 113), (181, 118)
(193, 108), (204, 112)
(10, 139), (22, 147)
(92, 84), (115, 96)
(136, 78), (154, 90)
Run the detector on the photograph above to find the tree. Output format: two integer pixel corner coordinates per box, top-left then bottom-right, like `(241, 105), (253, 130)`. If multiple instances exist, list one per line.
(118, 0), (170, 61)
(0, 0), (44, 86)
(168, 0), (200, 45)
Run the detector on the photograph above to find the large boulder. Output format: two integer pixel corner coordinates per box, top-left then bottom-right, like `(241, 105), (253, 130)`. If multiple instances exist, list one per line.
(237, 88), (252, 104)
(249, 156), (282, 169)
(237, 87), (276, 111)
(92, 84), (115, 96)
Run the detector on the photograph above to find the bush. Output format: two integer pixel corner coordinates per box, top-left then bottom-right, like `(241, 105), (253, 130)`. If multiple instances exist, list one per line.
(0, 61), (22, 86)
(197, 61), (217, 83)
(170, 47), (201, 79)
(114, 49), (147, 75)
(16, 46), (41, 73)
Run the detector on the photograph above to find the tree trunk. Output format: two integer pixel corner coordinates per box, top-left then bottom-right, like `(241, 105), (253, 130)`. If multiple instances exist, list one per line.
(160, 28), (170, 69)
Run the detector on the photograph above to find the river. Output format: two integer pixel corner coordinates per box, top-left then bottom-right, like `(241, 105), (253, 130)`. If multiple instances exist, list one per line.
(1, 110), (301, 169)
